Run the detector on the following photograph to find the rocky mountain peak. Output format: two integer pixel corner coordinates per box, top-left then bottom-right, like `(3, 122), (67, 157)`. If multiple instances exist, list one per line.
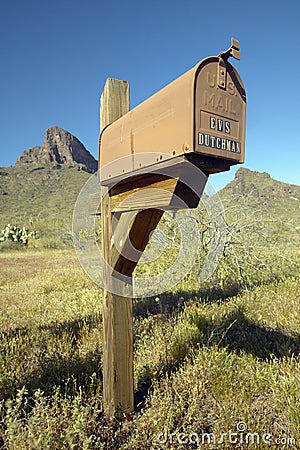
(16, 126), (98, 173)
(226, 167), (300, 200)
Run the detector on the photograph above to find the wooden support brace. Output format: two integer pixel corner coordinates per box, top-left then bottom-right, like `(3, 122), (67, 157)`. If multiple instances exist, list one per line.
(111, 208), (163, 277)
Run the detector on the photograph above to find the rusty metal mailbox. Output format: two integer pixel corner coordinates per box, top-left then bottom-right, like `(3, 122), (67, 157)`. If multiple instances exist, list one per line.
(99, 39), (246, 184)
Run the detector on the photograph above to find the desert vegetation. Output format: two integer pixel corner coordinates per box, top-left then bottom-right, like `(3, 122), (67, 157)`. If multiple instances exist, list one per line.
(0, 167), (299, 449)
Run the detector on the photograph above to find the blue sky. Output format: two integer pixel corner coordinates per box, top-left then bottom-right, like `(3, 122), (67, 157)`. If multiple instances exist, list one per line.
(0, 0), (299, 191)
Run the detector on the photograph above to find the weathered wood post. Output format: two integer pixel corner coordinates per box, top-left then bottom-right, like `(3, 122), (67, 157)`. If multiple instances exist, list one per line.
(100, 78), (134, 419)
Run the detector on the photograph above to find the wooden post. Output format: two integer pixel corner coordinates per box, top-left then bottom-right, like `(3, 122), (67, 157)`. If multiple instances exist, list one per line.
(100, 78), (133, 419)
(99, 79), (170, 419)
(100, 78), (130, 130)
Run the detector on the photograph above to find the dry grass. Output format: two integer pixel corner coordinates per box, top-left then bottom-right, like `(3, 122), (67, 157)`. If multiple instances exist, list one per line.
(0, 247), (299, 449)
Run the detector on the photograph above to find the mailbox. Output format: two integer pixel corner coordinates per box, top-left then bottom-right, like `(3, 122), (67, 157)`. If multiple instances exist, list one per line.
(99, 39), (246, 184)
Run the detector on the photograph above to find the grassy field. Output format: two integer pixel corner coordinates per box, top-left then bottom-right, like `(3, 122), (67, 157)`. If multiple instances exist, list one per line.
(0, 244), (299, 449)
(0, 165), (299, 448)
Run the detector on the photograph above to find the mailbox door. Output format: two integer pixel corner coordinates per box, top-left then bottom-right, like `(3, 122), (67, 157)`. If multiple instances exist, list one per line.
(194, 57), (246, 163)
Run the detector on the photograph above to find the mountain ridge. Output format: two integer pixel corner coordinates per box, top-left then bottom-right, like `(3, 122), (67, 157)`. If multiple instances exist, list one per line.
(224, 167), (300, 198)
